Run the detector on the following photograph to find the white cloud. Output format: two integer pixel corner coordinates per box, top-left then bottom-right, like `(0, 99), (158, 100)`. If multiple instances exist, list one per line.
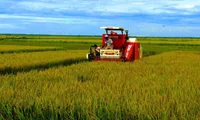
(0, 23), (22, 29)
(0, 14), (100, 24)
(17, 1), (65, 11)
(174, 4), (195, 9)
(131, 2), (145, 5)
(13, 0), (200, 15)
(1, 0), (200, 36)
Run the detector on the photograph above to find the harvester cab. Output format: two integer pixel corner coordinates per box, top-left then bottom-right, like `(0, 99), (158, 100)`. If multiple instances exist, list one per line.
(86, 26), (142, 61)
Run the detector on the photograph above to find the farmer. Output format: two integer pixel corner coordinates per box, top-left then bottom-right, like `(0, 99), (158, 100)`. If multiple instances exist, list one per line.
(104, 35), (113, 49)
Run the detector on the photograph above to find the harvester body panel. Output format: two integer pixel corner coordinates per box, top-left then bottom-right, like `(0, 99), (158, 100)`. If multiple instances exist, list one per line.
(124, 42), (140, 61)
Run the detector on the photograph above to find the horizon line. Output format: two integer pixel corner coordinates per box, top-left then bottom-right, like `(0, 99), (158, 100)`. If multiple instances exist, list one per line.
(0, 33), (200, 38)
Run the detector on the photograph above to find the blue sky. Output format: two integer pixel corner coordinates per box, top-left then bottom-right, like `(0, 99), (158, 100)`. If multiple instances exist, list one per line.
(0, 0), (200, 37)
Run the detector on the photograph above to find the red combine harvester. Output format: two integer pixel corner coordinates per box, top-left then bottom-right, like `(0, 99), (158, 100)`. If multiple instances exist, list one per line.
(86, 26), (142, 61)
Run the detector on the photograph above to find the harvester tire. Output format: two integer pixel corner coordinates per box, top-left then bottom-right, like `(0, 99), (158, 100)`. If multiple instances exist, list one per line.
(88, 53), (95, 61)
(86, 53), (89, 60)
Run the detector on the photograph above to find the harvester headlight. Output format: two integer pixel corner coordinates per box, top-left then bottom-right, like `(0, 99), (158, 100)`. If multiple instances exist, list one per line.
(115, 51), (119, 55)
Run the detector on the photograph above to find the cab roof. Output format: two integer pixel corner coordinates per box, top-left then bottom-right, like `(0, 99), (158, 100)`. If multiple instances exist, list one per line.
(100, 26), (124, 31)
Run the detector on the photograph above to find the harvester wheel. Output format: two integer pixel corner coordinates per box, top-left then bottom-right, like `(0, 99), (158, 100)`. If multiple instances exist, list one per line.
(86, 53), (92, 61)
(86, 53), (89, 60)
(87, 53), (95, 61)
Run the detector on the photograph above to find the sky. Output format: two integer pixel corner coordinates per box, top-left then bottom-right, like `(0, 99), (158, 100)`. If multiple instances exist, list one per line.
(0, 0), (200, 37)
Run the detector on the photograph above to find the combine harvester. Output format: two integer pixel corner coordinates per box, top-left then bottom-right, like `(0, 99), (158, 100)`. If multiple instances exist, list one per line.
(86, 26), (142, 61)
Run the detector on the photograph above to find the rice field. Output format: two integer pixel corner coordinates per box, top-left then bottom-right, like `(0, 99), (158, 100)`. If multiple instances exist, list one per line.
(0, 45), (63, 54)
(0, 34), (200, 119)
(0, 51), (199, 119)
(0, 50), (87, 75)
(140, 40), (200, 45)
(0, 45), (58, 51)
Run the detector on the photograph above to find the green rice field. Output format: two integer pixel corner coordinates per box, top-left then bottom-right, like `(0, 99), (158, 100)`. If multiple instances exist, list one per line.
(0, 34), (199, 119)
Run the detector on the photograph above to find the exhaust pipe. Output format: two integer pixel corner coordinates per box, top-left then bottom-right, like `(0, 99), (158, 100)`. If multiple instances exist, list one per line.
(125, 30), (129, 40)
